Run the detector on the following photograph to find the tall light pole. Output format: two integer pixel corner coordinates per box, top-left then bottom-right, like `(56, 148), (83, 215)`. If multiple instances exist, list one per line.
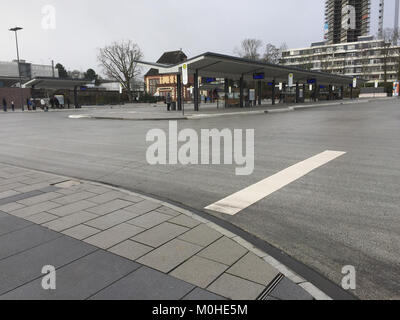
(9, 27), (24, 111)
(395, 0), (400, 45)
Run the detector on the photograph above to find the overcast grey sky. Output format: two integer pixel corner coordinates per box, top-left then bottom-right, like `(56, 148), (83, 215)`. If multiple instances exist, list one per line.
(1, 0), (398, 74)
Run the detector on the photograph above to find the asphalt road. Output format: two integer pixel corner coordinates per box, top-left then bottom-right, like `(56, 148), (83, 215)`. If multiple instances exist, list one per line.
(0, 99), (399, 300)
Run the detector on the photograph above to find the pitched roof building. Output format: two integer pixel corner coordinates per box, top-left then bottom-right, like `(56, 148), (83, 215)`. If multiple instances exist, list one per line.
(145, 50), (193, 101)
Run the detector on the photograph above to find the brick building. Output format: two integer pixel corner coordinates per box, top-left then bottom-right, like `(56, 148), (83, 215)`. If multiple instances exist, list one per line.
(144, 50), (194, 101)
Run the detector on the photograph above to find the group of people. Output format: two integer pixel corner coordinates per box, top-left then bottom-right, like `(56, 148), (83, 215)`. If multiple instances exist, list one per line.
(2, 98), (15, 112)
(2, 95), (72, 112)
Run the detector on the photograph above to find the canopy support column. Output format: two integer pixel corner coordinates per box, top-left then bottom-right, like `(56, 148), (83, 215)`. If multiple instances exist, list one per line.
(240, 76), (244, 108)
(257, 81), (262, 106)
(295, 82), (300, 103)
(74, 86), (79, 109)
(194, 70), (199, 111)
(224, 78), (229, 109)
(313, 82), (318, 102)
(177, 74), (182, 111)
(350, 84), (353, 99)
(271, 80), (276, 105)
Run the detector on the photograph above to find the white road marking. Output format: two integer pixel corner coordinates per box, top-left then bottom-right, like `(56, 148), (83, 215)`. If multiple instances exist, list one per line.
(205, 150), (346, 216)
(68, 115), (91, 119)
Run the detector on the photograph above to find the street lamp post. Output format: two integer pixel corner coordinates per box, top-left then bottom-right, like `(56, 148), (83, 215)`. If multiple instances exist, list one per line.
(9, 27), (24, 111)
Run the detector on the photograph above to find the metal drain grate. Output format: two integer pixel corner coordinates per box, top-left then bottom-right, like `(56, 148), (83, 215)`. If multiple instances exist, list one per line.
(257, 274), (285, 300)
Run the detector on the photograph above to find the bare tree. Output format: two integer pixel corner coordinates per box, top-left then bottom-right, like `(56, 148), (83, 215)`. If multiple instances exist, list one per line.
(98, 40), (143, 102)
(384, 29), (400, 81)
(235, 39), (263, 61)
(381, 29), (396, 88)
(263, 43), (287, 64)
(264, 44), (280, 64)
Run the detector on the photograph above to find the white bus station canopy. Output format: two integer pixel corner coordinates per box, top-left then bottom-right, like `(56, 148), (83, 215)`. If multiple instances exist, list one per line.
(22, 77), (89, 90)
(137, 52), (363, 86)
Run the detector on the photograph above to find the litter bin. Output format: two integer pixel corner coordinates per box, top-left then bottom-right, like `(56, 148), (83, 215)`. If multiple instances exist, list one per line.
(171, 102), (177, 111)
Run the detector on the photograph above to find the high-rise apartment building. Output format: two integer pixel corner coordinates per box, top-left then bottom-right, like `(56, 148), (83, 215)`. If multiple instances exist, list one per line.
(325, 0), (371, 44)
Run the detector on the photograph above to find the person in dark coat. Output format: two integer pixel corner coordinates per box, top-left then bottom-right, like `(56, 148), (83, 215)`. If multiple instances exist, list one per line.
(50, 97), (55, 109)
(66, 97), (71, 109)
(31, 98), (36, 111)
(166, 93), (172, 112)
(54, 97), (60, 109)
(2, 98), (7, 112)
(11, 101), (15, 112)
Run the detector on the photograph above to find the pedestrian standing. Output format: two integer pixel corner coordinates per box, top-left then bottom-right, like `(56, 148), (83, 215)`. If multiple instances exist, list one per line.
(54, 97), (60, 109)
(50, 97), (55, 109)
(11, 101), (15, 112)
(2, 98), (7, 112)
(166, 93), (172, 112)
(41, 98), (48, 112)
(31, 98), (36, 111)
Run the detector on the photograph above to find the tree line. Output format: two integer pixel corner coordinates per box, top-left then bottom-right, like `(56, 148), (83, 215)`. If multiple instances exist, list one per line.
(234, 39), (287, 64)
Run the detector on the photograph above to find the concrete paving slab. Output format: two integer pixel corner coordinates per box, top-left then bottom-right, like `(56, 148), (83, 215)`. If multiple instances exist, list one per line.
(53, 180), (81, 189)
(132, 222), (189, 248)
(137, 239), (202, 273)
(269, 278), (314, 301)
(155, 206), (181, 217)
(0, 224), (60, 260)
(80, 185), (110, 195)
(17, 192), (62, 206)
(52, 191), (97, 205)
(0, 202), (25, 213)
(123, 200), (162, 216)
(62, 224), (101, 240)
(179, 224), (222, 247)
(86, 191), (127, 204)
(197, 237), (248, 266)
(127, 211), (171, 229)
(43, 211), (98, 232)
(48, 200), (97, 217)
(0, 214), (32, 236)
(0, 250), (140, 300)
(0, 236), (96, 295)
(15, 183), (51, 193)
(207, 273), (265, 300)
(170, 256), (228, 289)
(85, 209), (144, 230)
(84, 223), (145, 249)
(86, 199), (133, 216)
(119, 194), (145, 203)
(183, 288), (226, 300)
(0, 183), (27, 193)
(109, 240), (153, 261)
(227, 253), (280, 286)
(10, 201), (62, 219)
(25, 212), (59, 225)
(90, 266), (195, 300)
(168, 215), (202, 228)
(0, 190), (19, 200)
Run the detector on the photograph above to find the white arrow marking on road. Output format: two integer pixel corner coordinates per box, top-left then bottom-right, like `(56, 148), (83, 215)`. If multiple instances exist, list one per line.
(205, 150), (346, 216)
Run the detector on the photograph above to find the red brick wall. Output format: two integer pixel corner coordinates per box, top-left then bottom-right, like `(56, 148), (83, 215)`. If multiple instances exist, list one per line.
(0, 88), (32, 109)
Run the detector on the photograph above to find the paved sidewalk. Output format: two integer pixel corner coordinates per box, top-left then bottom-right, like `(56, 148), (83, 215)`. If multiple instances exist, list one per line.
(0, 163), (325, 300)
(67, 98), (375, 121)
